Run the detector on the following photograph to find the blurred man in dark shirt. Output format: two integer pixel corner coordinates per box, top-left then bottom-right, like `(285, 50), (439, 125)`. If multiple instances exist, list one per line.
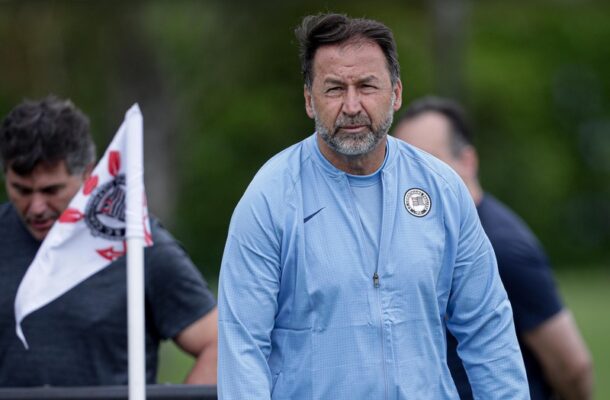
(0, 96), (218, 386)
(394, 96), (593, 400)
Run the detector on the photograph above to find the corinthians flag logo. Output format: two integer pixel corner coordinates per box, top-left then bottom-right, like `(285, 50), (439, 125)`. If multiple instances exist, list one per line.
(59, 150), (153, 261)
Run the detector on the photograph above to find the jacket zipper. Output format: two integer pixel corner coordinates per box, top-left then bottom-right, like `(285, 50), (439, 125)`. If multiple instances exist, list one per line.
(343, 175), (388, 399)
(373, 272), (388, 400)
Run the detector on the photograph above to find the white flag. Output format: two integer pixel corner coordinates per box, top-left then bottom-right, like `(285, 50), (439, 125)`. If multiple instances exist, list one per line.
(14, 104), (153, 348)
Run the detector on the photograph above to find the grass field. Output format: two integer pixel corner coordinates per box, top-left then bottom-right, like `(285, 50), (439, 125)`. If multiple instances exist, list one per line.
(555, 267), (610, 399)
(157, 267), (610, 398)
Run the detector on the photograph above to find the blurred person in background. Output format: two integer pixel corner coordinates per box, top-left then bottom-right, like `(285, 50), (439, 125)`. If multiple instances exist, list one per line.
(0, 95), (218, 386)
(394, 96), (593, 400)
(218, 13), (529, 399)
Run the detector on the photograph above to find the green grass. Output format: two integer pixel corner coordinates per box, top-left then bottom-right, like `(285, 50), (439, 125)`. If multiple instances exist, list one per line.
(555, 267), (610, 400)
(157, 267), (610, 398)
(157, 340), (195, 384)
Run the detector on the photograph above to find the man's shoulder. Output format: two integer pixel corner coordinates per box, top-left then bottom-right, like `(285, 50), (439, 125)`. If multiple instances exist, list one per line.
(148, 217), (173, 244)
(141, 218), (205, 284)
(0, 202), (23, 235)
(240, 136), (312, 205)
(478, 195), (543, 252)
(252, 137), (310, 184)
(479, 196), (564, 332)
(143, 217), (186, 260)
(0, 202), (14, 219)
(478, 194), (554, 281)
(478, 195), (521, 223)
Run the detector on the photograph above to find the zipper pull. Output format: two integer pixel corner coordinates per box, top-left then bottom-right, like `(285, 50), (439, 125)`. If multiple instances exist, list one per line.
(373, 272), (380, 288)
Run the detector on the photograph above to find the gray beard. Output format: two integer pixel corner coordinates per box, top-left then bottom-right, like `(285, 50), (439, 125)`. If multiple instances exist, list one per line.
(315, 99), (395, 157)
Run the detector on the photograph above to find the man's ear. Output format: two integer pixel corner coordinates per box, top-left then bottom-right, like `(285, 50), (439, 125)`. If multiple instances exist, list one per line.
(392, 79), (403, 112)
(304, 85), (315, 119)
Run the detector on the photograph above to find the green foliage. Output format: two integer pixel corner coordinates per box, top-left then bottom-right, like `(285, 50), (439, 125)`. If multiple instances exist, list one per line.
(467, 2), (610, 263)
(0, 1), (608, 278)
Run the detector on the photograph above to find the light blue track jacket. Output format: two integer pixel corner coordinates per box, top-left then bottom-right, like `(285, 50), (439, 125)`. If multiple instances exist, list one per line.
(219, 134), (529, 399)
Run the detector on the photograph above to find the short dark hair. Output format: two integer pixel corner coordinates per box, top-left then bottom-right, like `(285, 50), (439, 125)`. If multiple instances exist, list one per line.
(398, 96), (473, 157)
(295, 13), (400, 89)
(0, 95), (96, 175)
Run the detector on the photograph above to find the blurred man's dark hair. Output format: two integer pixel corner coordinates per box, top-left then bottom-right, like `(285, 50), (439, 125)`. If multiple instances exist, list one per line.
(0, 95), (96, 175)
(398, 96), (473, 157)
(295, 13), (400, 89)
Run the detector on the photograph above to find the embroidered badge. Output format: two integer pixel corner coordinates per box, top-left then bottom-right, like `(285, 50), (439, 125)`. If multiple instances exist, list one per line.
(404, 188), (431, 217)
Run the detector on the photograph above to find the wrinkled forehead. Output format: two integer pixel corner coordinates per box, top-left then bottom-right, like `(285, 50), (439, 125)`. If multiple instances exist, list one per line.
(311, 38), (391, 82)
(334, 36), (378, 52)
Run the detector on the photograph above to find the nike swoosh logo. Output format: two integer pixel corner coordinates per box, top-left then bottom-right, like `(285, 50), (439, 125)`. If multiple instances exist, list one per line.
(304, 207), (325, 223)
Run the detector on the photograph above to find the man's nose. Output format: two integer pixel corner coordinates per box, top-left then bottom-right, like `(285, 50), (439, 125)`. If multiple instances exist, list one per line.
(29, 193), (48, 216)
(342, 87), (363, 116)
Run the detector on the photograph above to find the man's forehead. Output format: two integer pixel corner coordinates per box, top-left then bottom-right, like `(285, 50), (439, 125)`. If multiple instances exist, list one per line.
(311, 39), (389, 80)
(313, 38), (384, 61)
(396, 113), (453, 154)
(334, 37), (379, 52)
(402, 112), (451, 137)
(7, 161), (72, 182)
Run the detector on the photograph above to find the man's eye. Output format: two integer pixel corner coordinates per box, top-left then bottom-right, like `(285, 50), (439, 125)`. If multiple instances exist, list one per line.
(361, 84), (378, 92)
(325, 87), (343, 94)
(41, 187), (60, 195)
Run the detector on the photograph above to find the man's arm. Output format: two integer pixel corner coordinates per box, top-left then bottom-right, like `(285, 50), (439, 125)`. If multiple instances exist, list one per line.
(445, 182), (529, 399)
(523, 310), (593, 400)
(217, 185), (283, 399)
(174, 307), (218, 384)
(484, 202), (593, 400)
(144, 220), (219, 385)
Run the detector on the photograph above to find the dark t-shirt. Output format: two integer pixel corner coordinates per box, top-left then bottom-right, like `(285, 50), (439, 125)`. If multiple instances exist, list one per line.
(447, 194), (563, 399)
(0, 202), (216, 386)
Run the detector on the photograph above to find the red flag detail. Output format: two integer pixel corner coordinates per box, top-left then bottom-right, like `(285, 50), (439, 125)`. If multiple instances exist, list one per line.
(83, 175), (99, 195)
(108, 151), (121, 176)
(96, 242), (127, 261)
(59, 208), (84, 223)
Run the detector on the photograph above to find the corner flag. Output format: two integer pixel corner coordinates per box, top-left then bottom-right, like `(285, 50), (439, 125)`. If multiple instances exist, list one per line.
(14, 104), (153, 349)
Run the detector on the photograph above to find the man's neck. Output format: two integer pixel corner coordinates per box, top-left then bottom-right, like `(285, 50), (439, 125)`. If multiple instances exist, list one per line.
(317, 135), (387, 175)
(466, 179), (484, 206)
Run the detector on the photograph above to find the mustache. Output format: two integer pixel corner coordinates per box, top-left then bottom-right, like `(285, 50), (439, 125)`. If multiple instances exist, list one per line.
(26, 212), (59, 223)
(334, 114), (372, 130)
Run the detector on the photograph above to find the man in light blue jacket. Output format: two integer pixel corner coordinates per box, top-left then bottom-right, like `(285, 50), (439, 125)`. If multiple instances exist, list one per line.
(218, 13), (529, 399)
